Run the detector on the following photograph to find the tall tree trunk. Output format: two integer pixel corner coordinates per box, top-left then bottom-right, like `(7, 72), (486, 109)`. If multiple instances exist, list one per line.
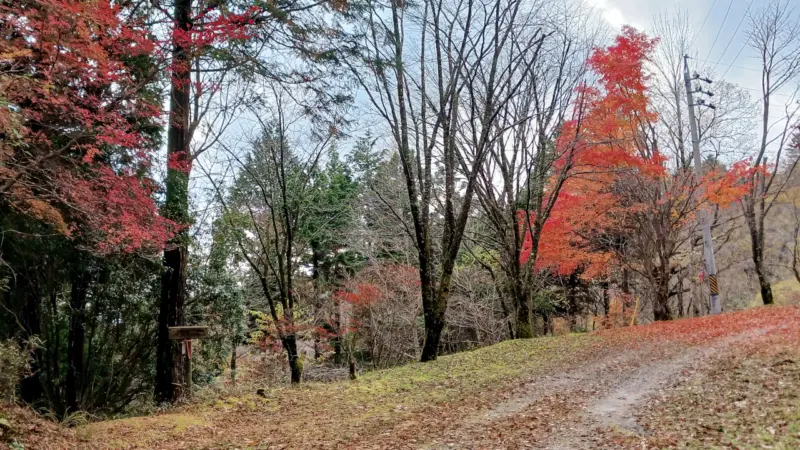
(229, 340), (237, 384)
(420, 310), (445, 362)
(565, 274), (579, 318)
(515, 231), (539, 339)
(499, 294), (515, 340)
(155, 247), (187, 403)
(745, 199), (773, 305)
(66, 267), (90, 413)
(653, 281), (672, 321)
(755, 263), (773, 305)
(515, 290), (532, 338)
(282, 335), (302, 383)
(512, 252), (532, 338)
(155, 0), (192, 404)
(420, 279), (447, 362)
(653, 257), (673, 321)
(653, 293), (672, 321)
(19, 284), (43, 405)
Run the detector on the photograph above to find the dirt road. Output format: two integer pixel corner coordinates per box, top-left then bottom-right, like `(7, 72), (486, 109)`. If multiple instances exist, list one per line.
(415, 325), (783, 449)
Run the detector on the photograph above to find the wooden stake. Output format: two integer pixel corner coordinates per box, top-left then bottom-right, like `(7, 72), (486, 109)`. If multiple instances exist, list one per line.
(630, 296), (640, 327)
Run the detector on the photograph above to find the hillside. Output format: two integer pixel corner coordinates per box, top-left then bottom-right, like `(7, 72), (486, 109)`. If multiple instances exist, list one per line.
(3, 305), (799, 449)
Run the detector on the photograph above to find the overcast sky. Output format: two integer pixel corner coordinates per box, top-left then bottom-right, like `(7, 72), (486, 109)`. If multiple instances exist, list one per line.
(590, 0), (798, 102)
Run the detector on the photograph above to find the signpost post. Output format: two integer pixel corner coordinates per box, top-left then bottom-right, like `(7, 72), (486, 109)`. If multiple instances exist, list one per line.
(168, 326), (209, 397)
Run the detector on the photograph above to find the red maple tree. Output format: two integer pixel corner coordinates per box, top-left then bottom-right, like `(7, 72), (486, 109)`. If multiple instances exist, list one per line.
(0, 0), (174, 254)
(522, 27), (750, 319)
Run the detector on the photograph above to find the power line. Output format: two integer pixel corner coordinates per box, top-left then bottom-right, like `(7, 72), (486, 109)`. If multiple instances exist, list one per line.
(718, 0), (757, 81)
(719, 43), (752, 79)
(699, 58), (761, 73)
(739, 86), (796, 99)
(690, 0), (719, 49)
(702, 0), (735, 67)
(712, 0), (756, 73)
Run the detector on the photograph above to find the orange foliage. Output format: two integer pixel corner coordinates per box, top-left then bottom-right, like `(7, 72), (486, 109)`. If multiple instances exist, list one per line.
(522, 27), (660, 278)
(522, 27), (750, 281)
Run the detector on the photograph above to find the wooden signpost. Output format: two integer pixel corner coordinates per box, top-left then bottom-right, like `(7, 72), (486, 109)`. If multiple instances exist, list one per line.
(168, 326), (209, 340)
(168, 326), (209, 397)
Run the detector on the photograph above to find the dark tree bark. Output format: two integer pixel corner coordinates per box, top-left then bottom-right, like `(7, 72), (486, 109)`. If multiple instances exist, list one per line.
(348, 359), (357, 380)
(792, 230), (800, 284)
(514, 285), (531, 339)
(66, 267), (90, 413)
(229, 341), (237, 384)
(621, 268), (630, 295)
(155, 0), (192, 404)
(282, 335), (302, 383)
(653, 260), (672, 321)
(420, 302), (446, 362)
(653, 253), (673, 321)
(745, 200), (774, 305)
(653, 292), (673, 321)
(565, 274), (579, 317)
(155, 248), (188, 403)
(19, 283), (43, 405)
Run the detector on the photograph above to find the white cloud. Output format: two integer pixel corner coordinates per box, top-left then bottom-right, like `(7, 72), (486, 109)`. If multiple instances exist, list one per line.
(603, 8), (626, 28)
(588, 0), (628, 29)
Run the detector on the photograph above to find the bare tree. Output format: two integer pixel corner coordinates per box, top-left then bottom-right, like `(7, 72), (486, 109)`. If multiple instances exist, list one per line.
(650, 9), (694, 169)
(649, 10), (756, 314)
(614, 171), (712, 321)
(199, 86), (336, 382)
(651, 10), (757, 170)
(742, 0), (800, 305)
(346, 0), (555, 360)
(468, 2), (598, 337)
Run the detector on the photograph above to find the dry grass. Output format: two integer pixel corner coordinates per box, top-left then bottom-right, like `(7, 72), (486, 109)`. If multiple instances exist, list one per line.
(74, 334), (593, 449)
(630, 333), (800, 449)
(4, 305), (800, 449)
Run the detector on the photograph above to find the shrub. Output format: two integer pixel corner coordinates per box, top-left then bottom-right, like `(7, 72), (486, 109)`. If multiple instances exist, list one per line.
(0, 340), (30, 404)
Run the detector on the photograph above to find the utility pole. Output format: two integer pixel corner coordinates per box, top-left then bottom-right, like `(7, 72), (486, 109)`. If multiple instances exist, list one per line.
(683, 55), (721, 315)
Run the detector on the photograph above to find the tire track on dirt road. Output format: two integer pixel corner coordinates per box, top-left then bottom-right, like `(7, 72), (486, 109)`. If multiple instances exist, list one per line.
(543, 326), (778, 450)
(424, 325), (782, 449)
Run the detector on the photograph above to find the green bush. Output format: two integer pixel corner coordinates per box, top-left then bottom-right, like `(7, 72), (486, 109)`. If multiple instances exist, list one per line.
(0, 340), (30, 404)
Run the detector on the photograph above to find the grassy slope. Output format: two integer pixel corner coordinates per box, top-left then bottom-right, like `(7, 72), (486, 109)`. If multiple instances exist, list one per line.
(77, 334), (596, 449)
(4, 305), (800, 449)
(753, 278), (800, 307)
